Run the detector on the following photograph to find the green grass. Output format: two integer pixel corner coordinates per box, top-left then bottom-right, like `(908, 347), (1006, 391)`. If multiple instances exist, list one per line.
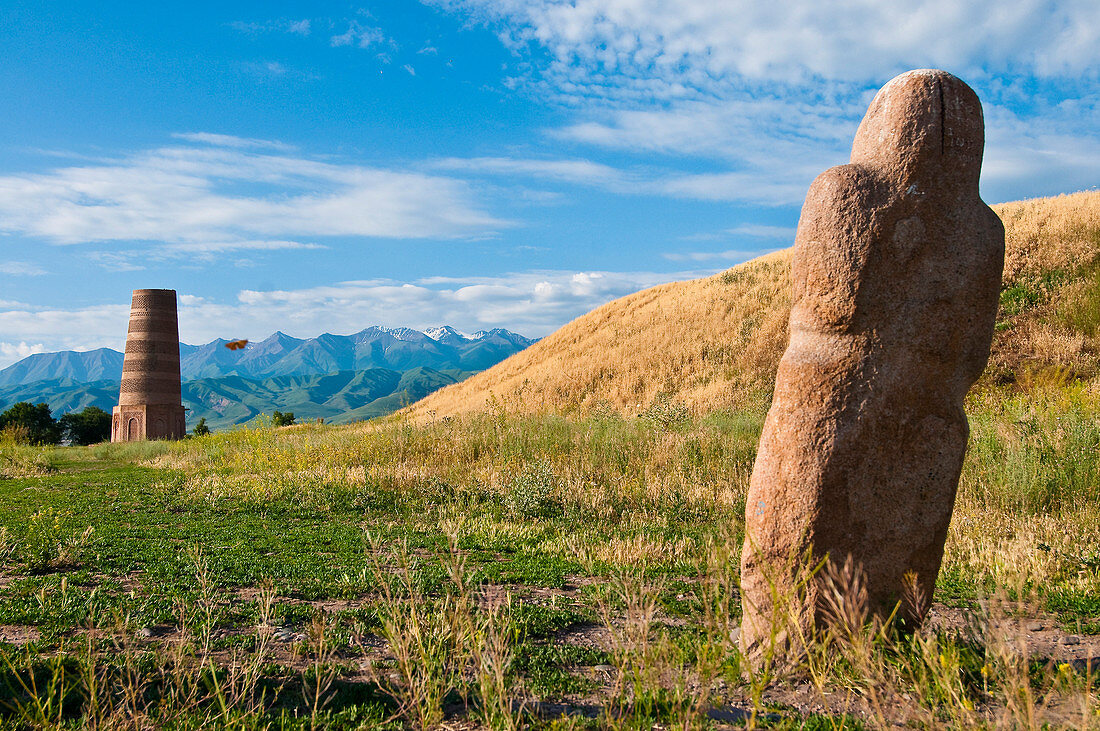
(1055, 264), (1100, 337)
(0, 392), (1098, 727)
(961, 387), (1100, 513)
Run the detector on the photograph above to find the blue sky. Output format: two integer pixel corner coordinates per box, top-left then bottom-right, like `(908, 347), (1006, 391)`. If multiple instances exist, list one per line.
(0, 0), (1097, 367)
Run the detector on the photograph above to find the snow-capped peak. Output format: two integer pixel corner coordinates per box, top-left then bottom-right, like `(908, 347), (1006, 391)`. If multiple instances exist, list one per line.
(424, 326), (471, 343)
(386, 327), (427, 342)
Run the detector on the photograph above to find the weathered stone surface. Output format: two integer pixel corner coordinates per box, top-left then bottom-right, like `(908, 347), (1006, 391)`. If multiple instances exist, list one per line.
(739, 70), (1005, 663)
(112, 289), (186, 442)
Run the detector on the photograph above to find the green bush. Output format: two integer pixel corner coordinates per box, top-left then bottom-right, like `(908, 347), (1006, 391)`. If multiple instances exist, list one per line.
(271, 410), (295, 427)
(999, 281), (1043, 317)
(59, 406), (111, 445)
(505, 461), (563, 519)
(639, 394), (692, 430)
(0, 402), (61, 445)
(19, 509), (95, 573)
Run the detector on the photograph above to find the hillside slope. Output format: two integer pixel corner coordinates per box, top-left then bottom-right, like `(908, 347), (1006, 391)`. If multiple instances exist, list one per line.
(409, 190), (1100, 419)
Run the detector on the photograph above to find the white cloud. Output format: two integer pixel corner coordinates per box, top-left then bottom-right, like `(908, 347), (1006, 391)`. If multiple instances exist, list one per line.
(0, 261), (47, 276)
(981, 107), (1100, 203)
(552, 95), (855, 165)
(543, 92), (1099, 204)
(433, 0), (1099, 206)
(83, 240), (327, 272)
(331, 21), (386, 49)
(287, 19), (311, 35)
(434, 156), (631, 188)
(436, 154), (816, 205)
(438, 0), (1100, 90)
(168, 239), (325, 254)
(0, 137), (506, 253)
(0, 304), (131, 368)
(83, 252), (146, 273)
(0, 342), (47, 367)
(230, 18), (312, 36)
(226, 269), (690, 337)
(659, 172), (810, 206)
(172, 132), (295, 151)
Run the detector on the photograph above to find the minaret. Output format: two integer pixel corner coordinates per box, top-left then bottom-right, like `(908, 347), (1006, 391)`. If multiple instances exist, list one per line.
(111, 289), (187, 441)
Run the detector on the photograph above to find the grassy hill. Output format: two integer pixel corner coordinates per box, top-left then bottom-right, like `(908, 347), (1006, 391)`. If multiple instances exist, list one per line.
(409, 190), (1100, 419)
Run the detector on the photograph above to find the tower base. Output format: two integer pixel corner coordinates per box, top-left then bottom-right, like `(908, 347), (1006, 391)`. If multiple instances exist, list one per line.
(112, 404), (187, 442)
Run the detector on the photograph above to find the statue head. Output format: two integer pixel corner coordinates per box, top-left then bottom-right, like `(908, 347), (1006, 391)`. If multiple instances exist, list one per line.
(851, 69), (985, 191)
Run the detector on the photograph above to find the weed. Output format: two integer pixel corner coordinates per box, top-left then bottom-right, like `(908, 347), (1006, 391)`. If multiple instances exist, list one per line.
(505, 461), (563, 519)
(18, 510), (95, 575)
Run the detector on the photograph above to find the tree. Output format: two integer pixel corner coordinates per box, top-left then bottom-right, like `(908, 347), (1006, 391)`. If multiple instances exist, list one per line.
(271, 410), (295, 427)
(59, 406), (112, 446)
(0, 402), (62, 445)
(192, 418), (210, 437)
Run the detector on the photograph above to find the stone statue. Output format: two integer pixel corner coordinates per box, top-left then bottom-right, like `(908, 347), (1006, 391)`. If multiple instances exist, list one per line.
(739, 69), (1005, 664)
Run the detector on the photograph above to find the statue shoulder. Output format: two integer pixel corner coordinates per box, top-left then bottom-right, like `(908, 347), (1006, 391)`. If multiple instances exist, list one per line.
(790, 164), (883, 333)
(801, 164), (880, 220)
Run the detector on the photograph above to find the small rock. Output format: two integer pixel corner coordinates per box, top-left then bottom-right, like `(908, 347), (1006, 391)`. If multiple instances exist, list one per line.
(1026, 621), (1044, 632)
(593, 664), (616, 675)
(136, 627), (154, 638)
(729, 627), (741, 645)
(273, 627), (301, 642)
(1063, 635), (1081, 646)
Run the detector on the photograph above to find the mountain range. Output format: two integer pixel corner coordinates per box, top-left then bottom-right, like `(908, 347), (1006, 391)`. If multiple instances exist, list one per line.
(0, 326), (534, 430)
(0, 326), (534, 388)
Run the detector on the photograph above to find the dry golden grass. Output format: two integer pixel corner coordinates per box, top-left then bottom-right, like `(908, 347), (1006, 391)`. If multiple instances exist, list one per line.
(409, 190), (1100, 419)
(999, 191), (1100, 280)
(408, 250), (792, 419)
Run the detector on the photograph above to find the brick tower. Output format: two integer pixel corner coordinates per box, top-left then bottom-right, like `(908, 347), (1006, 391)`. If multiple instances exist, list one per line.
(111, 289), (187, 441)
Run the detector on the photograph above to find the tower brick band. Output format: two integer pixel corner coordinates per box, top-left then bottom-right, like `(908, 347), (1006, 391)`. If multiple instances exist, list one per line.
(111, 289), (187, 441)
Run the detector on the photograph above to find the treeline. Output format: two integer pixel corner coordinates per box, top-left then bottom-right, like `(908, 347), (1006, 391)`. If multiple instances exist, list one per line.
(1, 402), (299, 445)
(0, 402), (111, 446)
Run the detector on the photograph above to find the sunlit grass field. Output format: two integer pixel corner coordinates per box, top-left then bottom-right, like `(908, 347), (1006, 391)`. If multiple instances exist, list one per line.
(1, 380), (1098, 729)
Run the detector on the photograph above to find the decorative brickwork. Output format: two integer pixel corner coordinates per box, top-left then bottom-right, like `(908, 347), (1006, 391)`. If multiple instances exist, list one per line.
(111, 289), (186, 441)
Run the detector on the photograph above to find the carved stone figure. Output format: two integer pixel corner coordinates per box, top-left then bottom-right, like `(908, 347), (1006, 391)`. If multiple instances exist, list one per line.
(739, 70), (1005, 663)
(111, 289), (187, 441)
